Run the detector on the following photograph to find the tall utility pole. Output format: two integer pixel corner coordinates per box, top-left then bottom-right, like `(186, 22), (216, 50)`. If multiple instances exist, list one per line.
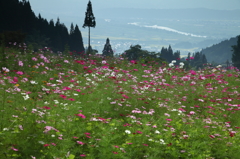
(83, 0), (96, 56)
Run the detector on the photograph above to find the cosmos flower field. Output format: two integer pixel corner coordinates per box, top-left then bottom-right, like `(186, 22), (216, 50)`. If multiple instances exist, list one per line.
(0, 46), (240, 159)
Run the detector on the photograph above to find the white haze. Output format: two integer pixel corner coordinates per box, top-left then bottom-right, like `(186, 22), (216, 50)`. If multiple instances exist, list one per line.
(128, 22), (207, 38)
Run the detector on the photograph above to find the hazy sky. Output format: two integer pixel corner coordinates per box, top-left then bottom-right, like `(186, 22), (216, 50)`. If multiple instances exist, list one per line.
(28, 0), (240, 26)
(29, 0), (240, 10)
(29, 0), (240, 17)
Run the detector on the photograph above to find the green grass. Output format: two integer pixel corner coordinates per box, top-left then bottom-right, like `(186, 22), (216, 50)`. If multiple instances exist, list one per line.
(0, 45), (240, 159)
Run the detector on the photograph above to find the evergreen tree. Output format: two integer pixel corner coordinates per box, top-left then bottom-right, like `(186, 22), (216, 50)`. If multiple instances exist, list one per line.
(102, 38), (113, 57)
(69, 25), (84, 54)
(232, 35), (240, 69)
(160, 46), (174, 63)
(202, 54), (208, 64)
(70, 23), (74, 35)
(187, 52), (191, 61)
(167, 45), (174, 62)
(160, 47), (168, 62)
(83, 0), (96, 55)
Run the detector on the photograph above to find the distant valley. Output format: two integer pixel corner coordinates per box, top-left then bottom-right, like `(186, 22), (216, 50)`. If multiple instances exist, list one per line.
(31, 7), (240, 56)
(77, 8), (240, 55)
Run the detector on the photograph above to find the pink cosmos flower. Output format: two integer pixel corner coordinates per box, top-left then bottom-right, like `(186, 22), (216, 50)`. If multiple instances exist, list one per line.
(59, 94), (67, 99)
(13, 77), (18, 82)
(209, 135), (215, 138)
(130, 60), (136, 64)
(32, 57), (38, 61)
(164, 113), (170, 117)
(42, 106), (51, 110)
(190, 70), (196, 75)
(76, 89), (81, 92)
(44, 126), (59, 133)
(62, 87), (71, 90)
(102, 65), (108, 69)
(19, 125), (23, 130)
(75, 114), (86, 118)
(18, 61), (23, 66)
(126, 143), (133, 144)
(51, 143), (56, 146)
(77, 141), (84, 145)
(68, 98), (75, 101)
(189, 111), (195, 115)
(80, 154), (86, 157)
(11, 147), (18, 151)
(122, 94), (129, 99)
(16, 71), (23, 75)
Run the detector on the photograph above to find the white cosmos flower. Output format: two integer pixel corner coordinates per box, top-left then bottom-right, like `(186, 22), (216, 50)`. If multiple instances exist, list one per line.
(30, 81), (38, 84)
(125, 130), (131, 134)
(155, 130), (160, 134)
(3, 128), (9, 131)
(160, 139), (166, 144)
(23, 95), (30, 100)
(38, 141), (45, 144)
(169, 63), (174, 67)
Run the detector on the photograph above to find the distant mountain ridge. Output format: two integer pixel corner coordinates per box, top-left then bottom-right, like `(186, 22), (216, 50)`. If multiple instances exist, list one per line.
(96, 8), (240, 20)
(201, 36), (238, 64)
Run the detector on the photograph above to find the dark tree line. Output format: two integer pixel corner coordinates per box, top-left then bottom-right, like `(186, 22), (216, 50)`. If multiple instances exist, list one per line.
(121, 45), (181, 64)
(0, 0), (84, 53)
(232, 35), (240, 69)
(160, 45), (181, 65)
(186, 52), (208, 69)
(121, 44), (209, 69)
(121, 45), (165, 64)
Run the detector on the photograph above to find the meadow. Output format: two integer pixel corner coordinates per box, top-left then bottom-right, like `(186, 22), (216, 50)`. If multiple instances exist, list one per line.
(0, 44), (240, 159)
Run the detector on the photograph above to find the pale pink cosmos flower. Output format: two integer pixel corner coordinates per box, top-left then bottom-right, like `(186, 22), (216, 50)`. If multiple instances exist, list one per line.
(51, 143), (56, 146)
(32, 57), (38, 61)
(77, 141), (84, 145)
(164, 113), (170, 117)
(18, 61), (23, 66)
(19, 125), (23, 130)
(189, 111), (195, 115)
(44, 126), (59, 133)
(11, 147), (18, 151)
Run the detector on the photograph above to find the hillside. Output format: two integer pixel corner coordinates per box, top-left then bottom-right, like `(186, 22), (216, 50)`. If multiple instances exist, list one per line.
(201, 36), (238, 64)
(0, 0), (84, 53)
